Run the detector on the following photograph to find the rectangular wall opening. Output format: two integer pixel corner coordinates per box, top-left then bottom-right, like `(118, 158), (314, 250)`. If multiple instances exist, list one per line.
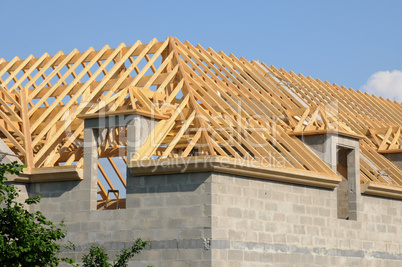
(336, 146), (358, 220)
(95, 126), (128, 210)
(336, 147), (350, 219)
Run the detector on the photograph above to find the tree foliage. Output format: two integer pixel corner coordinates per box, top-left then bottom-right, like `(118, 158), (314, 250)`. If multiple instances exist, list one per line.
(69, 238), (150, 267)
(0, 162), (66, 266)
(0, 162), (150, 266)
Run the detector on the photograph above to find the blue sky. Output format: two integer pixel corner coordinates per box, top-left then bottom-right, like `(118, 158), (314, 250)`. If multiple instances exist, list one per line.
(1, 0), (401, 101)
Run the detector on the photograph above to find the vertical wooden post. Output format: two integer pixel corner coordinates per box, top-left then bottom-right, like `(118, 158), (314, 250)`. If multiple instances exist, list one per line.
(20, 87), (34, 168)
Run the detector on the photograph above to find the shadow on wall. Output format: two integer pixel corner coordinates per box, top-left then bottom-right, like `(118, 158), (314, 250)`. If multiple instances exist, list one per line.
(28, 180), (81, 199)
(127, 172), (211, 195)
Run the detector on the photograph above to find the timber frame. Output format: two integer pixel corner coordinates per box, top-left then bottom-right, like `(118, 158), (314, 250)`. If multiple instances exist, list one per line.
(0, 37), (401, 204)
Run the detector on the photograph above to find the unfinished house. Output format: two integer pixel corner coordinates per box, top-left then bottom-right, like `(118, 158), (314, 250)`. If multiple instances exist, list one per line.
(1, 37), (402, 266)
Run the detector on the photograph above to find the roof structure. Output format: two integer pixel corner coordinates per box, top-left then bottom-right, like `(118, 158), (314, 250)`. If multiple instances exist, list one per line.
(0, 37), (401, 204)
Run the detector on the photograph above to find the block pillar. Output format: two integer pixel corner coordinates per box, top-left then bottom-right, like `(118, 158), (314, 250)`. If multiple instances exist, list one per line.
(323, 134), (337, 171)
(324, 134), (361, 221)
(83, 127), (99, 210)
(126, 115), (157, 207)
(347, 147), (360, 220)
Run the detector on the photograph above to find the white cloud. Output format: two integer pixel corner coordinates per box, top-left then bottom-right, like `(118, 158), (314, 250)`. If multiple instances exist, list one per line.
(361, 70), (402, 102)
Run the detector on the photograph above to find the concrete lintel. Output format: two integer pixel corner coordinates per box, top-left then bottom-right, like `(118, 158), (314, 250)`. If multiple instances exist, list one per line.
(8, 166), (83, 183)
(361, 183), (402, 199)
(78, 109), (169, 120)
(324, 133), (360, 170)
(128, 156), (342, 189)
(84, 115), (137, 129)
(290, 129), (364, 140)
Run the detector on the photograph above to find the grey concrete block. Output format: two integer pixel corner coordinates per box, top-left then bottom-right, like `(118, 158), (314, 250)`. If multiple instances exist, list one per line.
(103, 220), (123, 231)
(177, 248), (203, 260)
(179, 229), (205, 239)
(167, 174), (191, 185)
(150, 240), (178, 249)
(70, 211), (92, 222)
(145, 175), (167, 187)
(38, 182), (61, 193)
(190, 172), (212, 184)
(133, 208), (157, 218)
(149, 184), (181, 193)
(65, 222), (82, 233)
(88, 231), (112, 242)
(158, 207), (179, 218)
(142, 196), (165, 207)
(226, 207), (242, 218)
(227, 250), (243, 261)
(167, 218), (187, 228)
(180, 206), (203, 217)
(211, 240), (230, 249)
(179, 184), (201, 192)
(161, 249), (178, 260)
(147, 218), (165, 229)
(177, 239), (204, 249)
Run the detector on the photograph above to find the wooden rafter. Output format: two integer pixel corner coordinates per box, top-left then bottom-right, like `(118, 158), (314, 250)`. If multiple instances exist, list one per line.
(283, 105), (360, 138)
(263, 63), (402, 187)
(369, 127), (402, 153)
(0, 36), (400, 201)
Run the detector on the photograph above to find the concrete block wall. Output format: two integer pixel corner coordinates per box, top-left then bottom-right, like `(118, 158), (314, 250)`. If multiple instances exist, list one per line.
(22, 172), (213, 266)
(124, 172), (212, 266)
(7, 171), (402, 266)
(8, 182), (30, 205)
(383, 153), (402, 171)
(297, 135), (325, 160)
(210, 173), (402, 266)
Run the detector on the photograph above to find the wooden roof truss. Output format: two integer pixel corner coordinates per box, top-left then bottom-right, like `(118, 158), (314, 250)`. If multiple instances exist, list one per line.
(0, 37), (401, 200)
(263, 64), (402, 188)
